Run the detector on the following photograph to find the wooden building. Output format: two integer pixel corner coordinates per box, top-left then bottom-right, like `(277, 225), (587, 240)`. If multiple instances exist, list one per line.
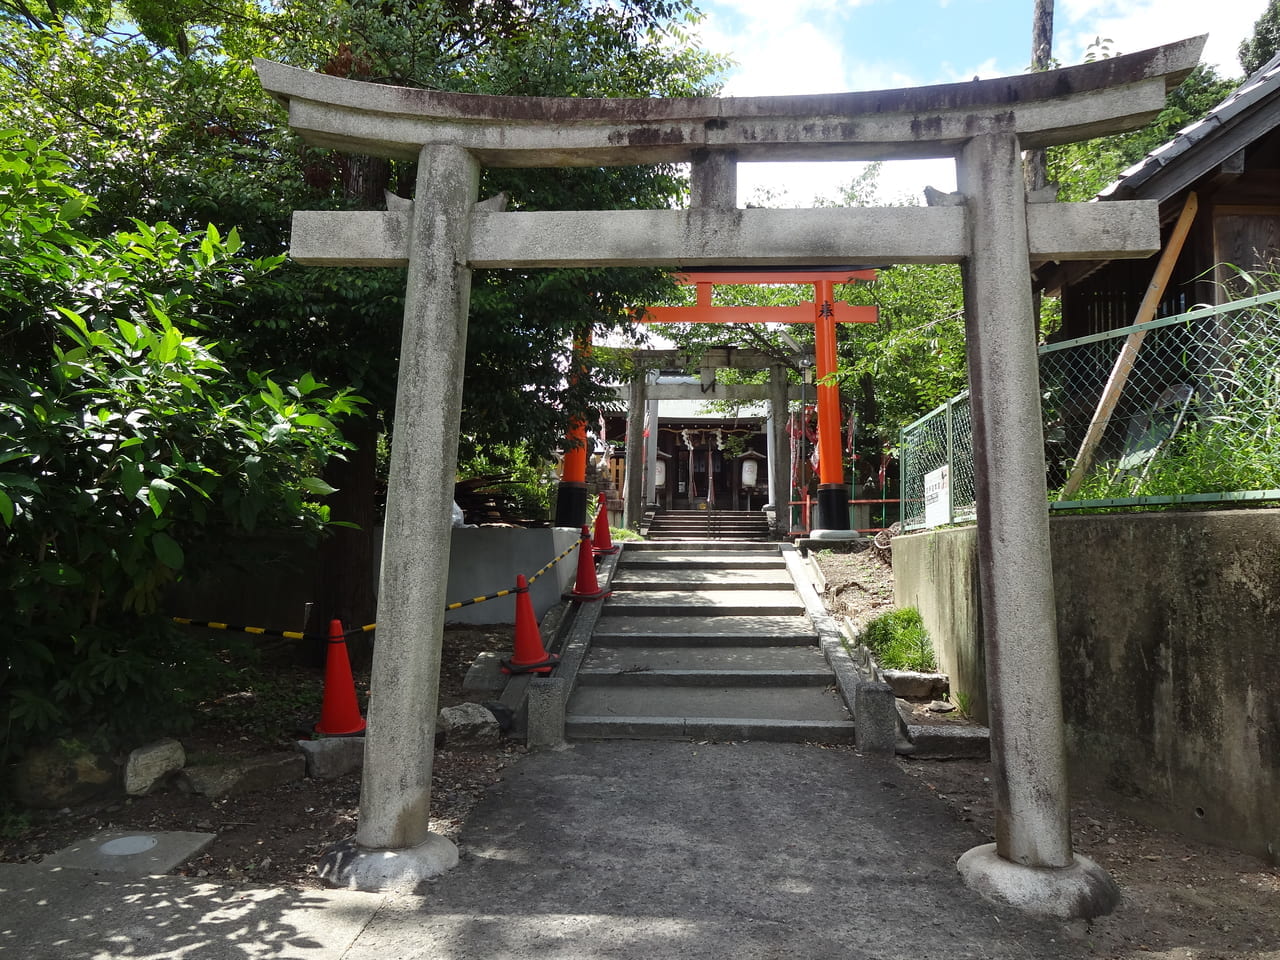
(1038, 54), (1280, 338)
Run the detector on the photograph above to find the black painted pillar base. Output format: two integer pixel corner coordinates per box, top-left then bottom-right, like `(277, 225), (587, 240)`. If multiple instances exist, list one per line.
(554, 482), (589, 529)
(816, 484), (851, 531)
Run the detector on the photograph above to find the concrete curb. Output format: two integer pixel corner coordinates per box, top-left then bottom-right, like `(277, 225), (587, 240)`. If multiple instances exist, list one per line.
(780, 545), (896, 757)
(512, 546), (622, 748)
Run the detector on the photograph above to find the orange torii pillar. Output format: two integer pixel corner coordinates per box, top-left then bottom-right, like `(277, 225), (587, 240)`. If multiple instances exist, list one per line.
(813, 279), (848, 532)
(554, 331), (591, 528)
(637, 269), (876, 533)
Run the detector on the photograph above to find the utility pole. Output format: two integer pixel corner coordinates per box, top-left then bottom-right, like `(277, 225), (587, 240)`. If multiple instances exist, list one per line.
(1026, 0), (1054, 335)
(1024, 0), (1054, 194)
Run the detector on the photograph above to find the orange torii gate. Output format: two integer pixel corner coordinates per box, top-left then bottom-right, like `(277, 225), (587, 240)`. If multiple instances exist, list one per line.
(637, 268), (877, 532)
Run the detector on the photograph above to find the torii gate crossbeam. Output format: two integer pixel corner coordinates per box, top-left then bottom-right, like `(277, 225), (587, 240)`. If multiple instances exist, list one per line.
(256, 36), (1205, 917)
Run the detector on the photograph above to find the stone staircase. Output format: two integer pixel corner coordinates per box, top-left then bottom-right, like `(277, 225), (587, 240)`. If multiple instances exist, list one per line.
(565, 541), (856, 743)
(645, 509), (770, 541)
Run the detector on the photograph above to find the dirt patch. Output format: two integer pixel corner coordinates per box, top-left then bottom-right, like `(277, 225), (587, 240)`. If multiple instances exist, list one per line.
(0, 625), (521, 890)
(901, 758), (1280, 958)
(809, 541), (896, 633)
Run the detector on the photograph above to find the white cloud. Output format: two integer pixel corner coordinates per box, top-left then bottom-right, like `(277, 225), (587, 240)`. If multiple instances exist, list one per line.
(1058, 0), (1270, 75)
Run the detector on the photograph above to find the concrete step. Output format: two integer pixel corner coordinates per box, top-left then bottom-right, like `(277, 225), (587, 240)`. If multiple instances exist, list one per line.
(647, 527), (769, 535)
(565, 684), (854, 743)
(618, 553), (786, 570)
(591, 615), (817, 645)
(611, 569), (794, 590)
(602, 589), (805, 618)
(647, 535), (769, 543)
(625, 541), (780, 553)
(577, 667), (833, 687)
(581, 644), (827, 672)
(567, 683), (850, 724)
(565, 715), (857, 743)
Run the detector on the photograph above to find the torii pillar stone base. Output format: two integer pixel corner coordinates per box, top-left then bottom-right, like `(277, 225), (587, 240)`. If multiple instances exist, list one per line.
(958, 845), (1120, 920)
(318, 835), (459, 893)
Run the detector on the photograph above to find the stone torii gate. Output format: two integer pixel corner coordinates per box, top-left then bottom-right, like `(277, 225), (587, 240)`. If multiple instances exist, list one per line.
(256, 35), (1204, 916)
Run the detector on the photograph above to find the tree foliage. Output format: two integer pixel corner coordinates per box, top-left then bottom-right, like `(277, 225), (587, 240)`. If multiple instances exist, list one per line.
(0, 132), (360, 758)
(1240, 0), (1280, 76)
(1047, 64), (1238, 202)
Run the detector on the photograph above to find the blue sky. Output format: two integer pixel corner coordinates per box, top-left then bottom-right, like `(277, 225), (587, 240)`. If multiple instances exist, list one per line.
(689, 0), (1273, 204)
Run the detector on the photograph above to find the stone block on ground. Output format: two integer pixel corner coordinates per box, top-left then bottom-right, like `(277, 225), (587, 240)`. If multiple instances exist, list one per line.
(853, 681), (898, 758)
(526, 677), (568, 750)
(9, 743), (116, 809)
(882, 670), (949, 699)
(462, 651), (506, 695)
(295, 737), (365, 779)
(178, 753), (305, 798)
(438, 702), (501, 750)
(125, 738), (186, 796)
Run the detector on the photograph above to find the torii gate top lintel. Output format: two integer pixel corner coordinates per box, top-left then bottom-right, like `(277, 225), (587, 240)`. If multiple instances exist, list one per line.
(255, 36), (1204, 166)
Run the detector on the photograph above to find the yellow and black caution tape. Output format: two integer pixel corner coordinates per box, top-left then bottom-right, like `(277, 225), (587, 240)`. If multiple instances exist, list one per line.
(527, 537), (585, 586)
(171, 617), (310, 641)
(173, 534), (590, 641)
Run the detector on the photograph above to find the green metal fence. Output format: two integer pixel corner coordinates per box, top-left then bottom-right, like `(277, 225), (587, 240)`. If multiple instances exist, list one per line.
(901, 291), (1280, 531)
(899, 392), (976, 530)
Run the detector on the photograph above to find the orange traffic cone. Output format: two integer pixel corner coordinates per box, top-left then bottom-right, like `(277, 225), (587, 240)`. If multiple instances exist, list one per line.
(565, 525), (611, 601)
(501, 575), (558, 675)
(592, 491), (619, 556)
(314, 619), (367, 736)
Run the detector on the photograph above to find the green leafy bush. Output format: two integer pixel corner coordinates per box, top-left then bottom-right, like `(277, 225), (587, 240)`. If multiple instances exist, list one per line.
(861, 607), (937, 672)
(0, 133), (361, 762)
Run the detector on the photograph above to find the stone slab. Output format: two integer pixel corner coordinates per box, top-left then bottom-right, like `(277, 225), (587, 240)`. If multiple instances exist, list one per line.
(582, 644), (827, 672)
(576, 667), (833, 687)
(565, 715), (857, 743)
(567, 683), (850, 723)
(611, 569), (793, 588)
(602, 589), (804, 617)
(901, 724), (993, 760)
(591, 614), (817, 645)
(40, 830), (216, 876)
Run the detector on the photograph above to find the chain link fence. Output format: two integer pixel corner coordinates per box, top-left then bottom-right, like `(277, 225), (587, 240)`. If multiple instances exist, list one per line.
(899, 392), (977, 530)
(902, 291), (1280, 531)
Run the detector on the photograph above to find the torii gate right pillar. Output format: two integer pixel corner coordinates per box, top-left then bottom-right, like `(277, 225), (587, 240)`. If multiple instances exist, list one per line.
(955, 132), (1119, 917)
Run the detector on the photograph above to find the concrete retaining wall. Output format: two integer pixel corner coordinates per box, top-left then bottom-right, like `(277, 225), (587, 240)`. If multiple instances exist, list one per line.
(175, 526), (581, 628)
(894, 510), (1280, 863)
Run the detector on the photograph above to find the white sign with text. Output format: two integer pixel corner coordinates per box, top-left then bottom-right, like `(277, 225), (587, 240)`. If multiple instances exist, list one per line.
(924, 465), (950, 528)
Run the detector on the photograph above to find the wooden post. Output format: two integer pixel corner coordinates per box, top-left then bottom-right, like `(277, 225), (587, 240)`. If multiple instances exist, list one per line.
(1058, 192), (1199, 499)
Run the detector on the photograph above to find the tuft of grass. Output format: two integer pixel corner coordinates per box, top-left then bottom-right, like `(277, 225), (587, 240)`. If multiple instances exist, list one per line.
(609, 527), (643, 541)
(862, 607), (937, 672)
(0, 802), (31, 840)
